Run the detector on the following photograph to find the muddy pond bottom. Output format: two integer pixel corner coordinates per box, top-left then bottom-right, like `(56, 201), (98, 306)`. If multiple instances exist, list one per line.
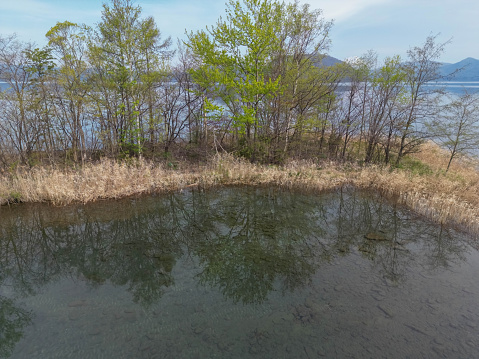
(1, 187), (478, 358)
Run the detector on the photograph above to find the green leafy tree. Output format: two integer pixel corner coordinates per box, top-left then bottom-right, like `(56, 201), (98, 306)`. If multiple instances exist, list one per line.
(186, 0), (283, 155)
(271, 2), (334, 155)
(46, 21), (92, 163)
(88, 0), (171, 157)
(187, 0), (336, 160)
(23, 46), (57, 164)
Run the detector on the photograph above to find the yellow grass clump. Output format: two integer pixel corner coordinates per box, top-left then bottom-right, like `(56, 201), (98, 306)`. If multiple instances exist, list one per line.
(0, 142), (478, 235)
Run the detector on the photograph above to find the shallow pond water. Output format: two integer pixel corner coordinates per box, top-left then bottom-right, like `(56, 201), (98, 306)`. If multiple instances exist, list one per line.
(0, 187), (478, 358)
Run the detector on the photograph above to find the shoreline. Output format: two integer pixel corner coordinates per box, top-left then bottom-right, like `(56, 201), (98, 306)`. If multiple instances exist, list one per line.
(1, 147), (478, 236)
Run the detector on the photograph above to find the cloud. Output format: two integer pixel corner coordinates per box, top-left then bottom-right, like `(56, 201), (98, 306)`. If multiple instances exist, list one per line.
(0, 0), (99, 21)
(0, 0), (101, 44)
(307, 0), (392, 22)
(1, 0), (477, 63)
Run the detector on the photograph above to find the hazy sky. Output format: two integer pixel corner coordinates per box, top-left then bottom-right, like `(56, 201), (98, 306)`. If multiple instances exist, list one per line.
(0, 0), (476, 64)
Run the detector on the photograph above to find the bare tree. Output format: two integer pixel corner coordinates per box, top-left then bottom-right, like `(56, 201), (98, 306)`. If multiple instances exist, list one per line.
(395, 34), (450, 165)
(0, 35), (39, 165)
(429, 91), (479, 172)
(364, 55), (406, 163)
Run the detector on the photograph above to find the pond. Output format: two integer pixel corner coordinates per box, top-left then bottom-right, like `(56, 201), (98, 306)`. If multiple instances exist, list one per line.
(0, 187), (478, 358)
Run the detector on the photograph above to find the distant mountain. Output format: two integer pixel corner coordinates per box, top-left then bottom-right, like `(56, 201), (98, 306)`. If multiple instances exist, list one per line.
(309, 54), (343, 68)
(313, 56), (479, 82)
(318, 55), (343, 67)
(439, 57), (479, 81)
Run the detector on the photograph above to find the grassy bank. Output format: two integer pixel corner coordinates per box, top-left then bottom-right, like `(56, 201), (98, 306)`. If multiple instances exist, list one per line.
(1, 142), (478, 235)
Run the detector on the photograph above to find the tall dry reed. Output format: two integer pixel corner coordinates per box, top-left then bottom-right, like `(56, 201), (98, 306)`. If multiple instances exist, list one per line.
(1, 143), (478, 234)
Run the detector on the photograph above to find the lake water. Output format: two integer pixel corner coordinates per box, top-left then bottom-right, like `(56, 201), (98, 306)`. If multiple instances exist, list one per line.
(423, 81), (479, 95)
(0, 82), (10, 91)
(335, 81), (479, 96)
(2, 81), (479, 94)
(0, 187), (478, 358)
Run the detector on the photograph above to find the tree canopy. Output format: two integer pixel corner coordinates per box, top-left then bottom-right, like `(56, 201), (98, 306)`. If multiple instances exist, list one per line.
(0, 0), (468, 170)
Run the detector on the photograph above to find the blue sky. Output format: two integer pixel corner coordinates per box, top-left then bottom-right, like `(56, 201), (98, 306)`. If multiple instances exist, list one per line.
(0, 0), (477, 64)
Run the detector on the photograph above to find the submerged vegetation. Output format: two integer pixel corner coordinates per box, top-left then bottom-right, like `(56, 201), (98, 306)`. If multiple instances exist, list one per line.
(0, 0), (478, 234)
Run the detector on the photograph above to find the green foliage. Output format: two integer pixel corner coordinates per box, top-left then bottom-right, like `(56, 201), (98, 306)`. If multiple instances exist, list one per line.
(372, 55), (406, 86)
(8, 191), (22, 204)
(86, 0), (172, 156)
(237, 137), (255, 160)
(395, 156), (433, 175)
(7, 161), (19, 174)
(23, 47), (55, 79)
(203, 97), (224, 122)
(186, 0), (283, 136)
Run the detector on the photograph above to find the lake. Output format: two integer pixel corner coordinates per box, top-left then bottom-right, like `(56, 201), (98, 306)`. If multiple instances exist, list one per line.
(335, 81), (479, 95)
(424, 81), (479, 95)
(0, 82), (10, 91)
(0, 187), (478, 358)
(2, 81), (479, 94)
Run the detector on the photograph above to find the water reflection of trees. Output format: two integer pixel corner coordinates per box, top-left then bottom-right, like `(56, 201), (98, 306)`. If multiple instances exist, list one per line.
(0, 197), (186, 307)
(0, 296), (32, 359)
(421, 225), (468, 271)
(0, 187), (474, 351)
(185, 188), (331, 304)
(322, 188), (469, 284)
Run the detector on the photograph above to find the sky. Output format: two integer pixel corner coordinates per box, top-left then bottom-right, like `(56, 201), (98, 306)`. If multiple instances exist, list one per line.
(0, 0), (477, 64)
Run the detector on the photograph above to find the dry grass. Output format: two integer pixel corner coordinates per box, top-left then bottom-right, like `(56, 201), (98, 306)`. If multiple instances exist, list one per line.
(1, 142), (478, 234)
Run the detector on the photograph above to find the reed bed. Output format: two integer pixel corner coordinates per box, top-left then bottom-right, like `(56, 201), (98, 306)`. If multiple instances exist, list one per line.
(1, 143), (478, 234)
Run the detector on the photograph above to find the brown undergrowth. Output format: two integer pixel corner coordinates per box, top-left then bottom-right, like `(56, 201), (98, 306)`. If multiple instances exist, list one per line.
(1, 142), (478, 234)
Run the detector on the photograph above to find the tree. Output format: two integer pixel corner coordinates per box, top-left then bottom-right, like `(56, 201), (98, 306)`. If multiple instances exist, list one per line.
(46, 21), (92, 163)
(335, 53), (376, 160)
(0, 35), (38, 165)
(364, 55), (407, 163)
(186, 0), (336, 161)
(270, 2), (334, 155)
(429, 91), (479, 172)
(23, 46), (57, 163)
(175, 42), (208, 147)
(395, 34), (450, 165)
(186, 0), (284, 156)
(88, 0), (171, 157)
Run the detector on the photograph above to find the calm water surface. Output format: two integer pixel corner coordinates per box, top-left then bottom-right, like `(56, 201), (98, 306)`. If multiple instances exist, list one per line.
(0, 187), (478, 358)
